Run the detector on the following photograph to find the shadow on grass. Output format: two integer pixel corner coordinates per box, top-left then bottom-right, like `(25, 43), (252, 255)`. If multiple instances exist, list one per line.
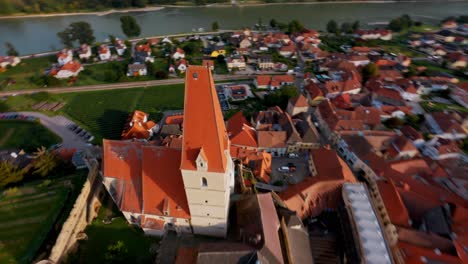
(65, 193), (158, 264)
(96, 109), (130, 142)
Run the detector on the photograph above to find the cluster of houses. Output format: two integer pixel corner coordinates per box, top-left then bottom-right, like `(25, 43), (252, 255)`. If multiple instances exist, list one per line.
(95, 23), (467, 263)
(0, 56), (21, 71)
(50, 39), (128, 79)
(100, 55), (468, 263)
(409, 20), (467, 70)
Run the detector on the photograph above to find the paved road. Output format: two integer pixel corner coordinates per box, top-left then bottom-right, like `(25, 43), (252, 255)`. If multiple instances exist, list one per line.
(0, 75), (251, 96)
(3, 112), (90, 151)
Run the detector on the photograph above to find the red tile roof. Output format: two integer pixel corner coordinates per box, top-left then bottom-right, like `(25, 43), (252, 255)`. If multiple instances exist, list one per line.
(289, 94), (308, 108)
(142, 146), (190, 219)
(60, 61), (82, 73)
(102, 140), (145, 213)
(431, 112), (464, 134)
(401, 125), (423, 141)
(181, 66), (228, 173)
(397, 241), (462, 264)
(376, 179), (411, 227)
(257, 131), (287, 148)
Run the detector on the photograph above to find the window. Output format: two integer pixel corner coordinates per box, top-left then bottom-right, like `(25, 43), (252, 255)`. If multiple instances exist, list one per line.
(201, 177), (208, 187)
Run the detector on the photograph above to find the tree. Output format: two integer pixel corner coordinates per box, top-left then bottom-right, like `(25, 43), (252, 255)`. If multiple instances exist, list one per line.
(383, 117), (404, 129)
(132, 0), (147, 7)
(57, 21), (95, 47)
(269, 19), (278, 29)
(5, 42), (18, 56)
(352, 20), (360, 31)
(30, 146), (59, 177)
(0, 161), (25, 188)
(104, 241), (128, 264)
(211, 21), (219, 32)
(388, 14), (413, 32)
(326, 20), (338, 34)
(120, 15), (141, 38)
(340, 22), (353, 34)
(362, 63), (379, 83)
(263, 85), (299, 109)
(288, 19), (304, 34)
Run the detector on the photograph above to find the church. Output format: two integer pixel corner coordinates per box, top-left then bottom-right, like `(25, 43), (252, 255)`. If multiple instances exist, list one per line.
(102, 66), (235, 237)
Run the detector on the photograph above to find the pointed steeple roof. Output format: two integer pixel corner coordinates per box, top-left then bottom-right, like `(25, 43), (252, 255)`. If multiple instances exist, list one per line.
(181, 66), (229, 173)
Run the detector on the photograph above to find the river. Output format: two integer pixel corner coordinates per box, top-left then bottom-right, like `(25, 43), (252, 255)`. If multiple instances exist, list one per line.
(0, 1), (467, 55)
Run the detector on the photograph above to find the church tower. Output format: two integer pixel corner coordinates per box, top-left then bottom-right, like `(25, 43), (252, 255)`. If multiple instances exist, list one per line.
(180, 66), (235, 237)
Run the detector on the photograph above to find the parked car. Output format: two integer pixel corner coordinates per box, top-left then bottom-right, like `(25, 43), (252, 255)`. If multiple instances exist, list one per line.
(288, 153), (299, 158)
(277, 166), (290, 173)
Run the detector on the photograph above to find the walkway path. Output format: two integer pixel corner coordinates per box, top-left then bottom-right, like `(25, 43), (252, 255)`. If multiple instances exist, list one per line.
(1, 112), (89, 151)
(0, 75), (251, 96)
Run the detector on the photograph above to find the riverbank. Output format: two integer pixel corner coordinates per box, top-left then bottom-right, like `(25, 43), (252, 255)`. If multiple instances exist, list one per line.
(0, 0), (463, 20)
(0, 6), (165, 20)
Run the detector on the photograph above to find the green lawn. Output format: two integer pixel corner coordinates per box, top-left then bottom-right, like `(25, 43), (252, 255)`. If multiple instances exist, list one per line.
(0, 172), (87, 264)
(0, 56), (60, 91)
(420, 101), (468, 113)
(0, 120), (61, 151)
(59, 84), (184, 142)
(67, 194), (157, 264)
(0, 84), (185, 143)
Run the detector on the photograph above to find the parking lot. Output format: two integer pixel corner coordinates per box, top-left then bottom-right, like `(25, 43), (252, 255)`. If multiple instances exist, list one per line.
(270, 153), (309, 185)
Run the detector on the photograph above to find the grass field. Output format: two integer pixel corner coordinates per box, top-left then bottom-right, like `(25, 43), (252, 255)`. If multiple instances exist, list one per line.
(0, 56), (60, 91)
(0, 84), (185, 142)
(0, 172), (87, 264)
(0, 120), (61, 151)
(67, 194), (158, 264)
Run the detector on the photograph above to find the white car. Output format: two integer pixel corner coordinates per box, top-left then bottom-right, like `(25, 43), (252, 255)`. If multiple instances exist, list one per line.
(277, 166), (290, 172)
(288, 153), (299, 158)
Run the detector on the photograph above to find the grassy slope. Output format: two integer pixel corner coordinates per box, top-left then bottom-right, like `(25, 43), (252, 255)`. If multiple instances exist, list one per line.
(68, 193), (157, 264)
(0, 172), (87, 264)
(0, 120), (61, 151)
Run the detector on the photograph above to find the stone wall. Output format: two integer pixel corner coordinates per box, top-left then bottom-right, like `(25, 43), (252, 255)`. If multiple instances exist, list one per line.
(47, 158), (103, 263)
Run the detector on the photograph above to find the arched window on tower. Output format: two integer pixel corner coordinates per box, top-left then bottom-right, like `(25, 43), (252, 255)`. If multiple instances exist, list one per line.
(201, 177), (208, 187)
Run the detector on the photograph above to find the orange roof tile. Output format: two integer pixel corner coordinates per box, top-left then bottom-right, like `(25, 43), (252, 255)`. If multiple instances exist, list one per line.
(397, 227), (455, 254)
(376, 179), (411, 227)
(257, 131), (287, 148)
(102, 140), (144, 213)
(142, 146), (190, 219)
(181, 66), (228, 173)
(60, 61), (82, 72)
(397, 241), (462, 264)
(289, 94), (308, 108)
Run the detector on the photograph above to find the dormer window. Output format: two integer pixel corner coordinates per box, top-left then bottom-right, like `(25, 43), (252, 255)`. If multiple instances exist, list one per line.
(196, 148), (208, 172)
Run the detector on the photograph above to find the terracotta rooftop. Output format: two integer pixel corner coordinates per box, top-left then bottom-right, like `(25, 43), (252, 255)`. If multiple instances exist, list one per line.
(102, 140), (145, 213)
(257, 131), (287, 149)
(142, 146), (190, 219)
(181, 66), (228, 173)
(430, 112), (464, 135)
(400, 125), (423, 141)
(289, 94), (308, 108)
(376, 179), (411, 227)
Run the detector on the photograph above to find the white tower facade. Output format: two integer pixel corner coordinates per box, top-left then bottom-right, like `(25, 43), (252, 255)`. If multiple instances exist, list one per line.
(180, 66), (234, 237)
